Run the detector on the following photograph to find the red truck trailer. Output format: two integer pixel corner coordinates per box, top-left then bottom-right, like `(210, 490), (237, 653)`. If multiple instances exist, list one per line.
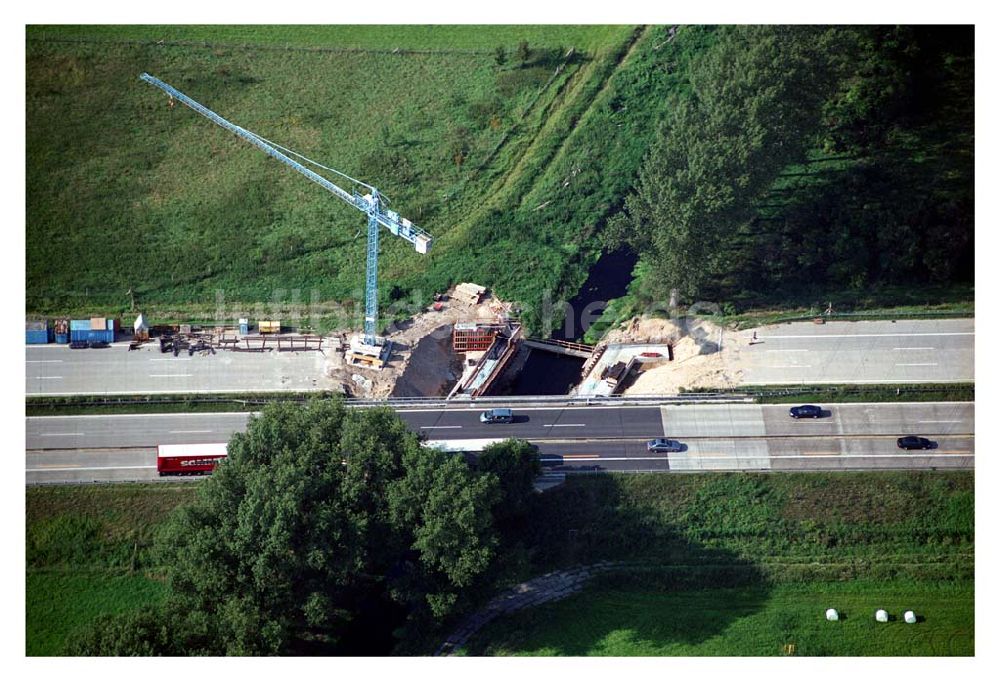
(157, 443), (228, 476)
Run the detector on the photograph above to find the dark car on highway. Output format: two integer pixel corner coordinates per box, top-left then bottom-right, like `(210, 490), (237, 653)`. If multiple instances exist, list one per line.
(789, 405), (823, 418)
(897, 436), (934, 450)
(647, 438), (684, 453)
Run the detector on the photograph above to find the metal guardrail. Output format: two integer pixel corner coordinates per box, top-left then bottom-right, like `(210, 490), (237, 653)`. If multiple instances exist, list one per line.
(26, 383), (971, 411)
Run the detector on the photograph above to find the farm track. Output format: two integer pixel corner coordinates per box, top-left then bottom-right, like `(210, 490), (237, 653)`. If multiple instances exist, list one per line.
(479, 26), (649, 218)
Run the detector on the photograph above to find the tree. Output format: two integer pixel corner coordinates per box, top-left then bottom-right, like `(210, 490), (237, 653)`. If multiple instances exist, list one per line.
(494, 45), (507, 66)
(478, 439), (541, 526)
(73, 399), (502, 656)
(516, 40), (531, 64)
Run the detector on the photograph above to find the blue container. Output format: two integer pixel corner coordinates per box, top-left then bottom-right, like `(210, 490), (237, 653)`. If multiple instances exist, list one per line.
(70, 319), (91, 331)
(26, 329), (50, 344)
(55, 333), (69, 344)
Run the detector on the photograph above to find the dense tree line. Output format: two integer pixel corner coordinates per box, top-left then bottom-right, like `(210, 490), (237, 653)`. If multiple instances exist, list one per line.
(609, 25), (973, 307)
(65, 400), (540, 656)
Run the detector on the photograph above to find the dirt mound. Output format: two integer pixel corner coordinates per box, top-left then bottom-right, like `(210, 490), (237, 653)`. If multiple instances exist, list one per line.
(603, 315), (745, 394)
(390, 328), (465, 398)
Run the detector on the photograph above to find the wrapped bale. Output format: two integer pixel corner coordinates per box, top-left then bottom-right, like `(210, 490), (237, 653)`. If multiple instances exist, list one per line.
(875, 609), (889, 623)
(825, 608), (839, 621)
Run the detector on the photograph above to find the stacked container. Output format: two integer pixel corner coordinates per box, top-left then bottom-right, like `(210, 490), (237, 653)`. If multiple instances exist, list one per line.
(25, 320), (51, 344)
(54, 318), (69, 344)
(69, 318), (116, 343)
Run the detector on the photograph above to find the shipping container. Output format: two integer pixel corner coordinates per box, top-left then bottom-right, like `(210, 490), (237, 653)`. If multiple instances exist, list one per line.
(54, 333), (69, 344)
(26, 320), (48, 331)
(157, 443), (228, 475)
(69, 329), (115, 343)
(70, 319), (91, 331)
(90, 317), (106, 330)
(25, 329), (50, 344)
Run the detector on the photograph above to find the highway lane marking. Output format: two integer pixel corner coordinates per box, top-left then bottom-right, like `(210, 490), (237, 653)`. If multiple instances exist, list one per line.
(762, 332), (973, 339)
(543, 423), (587, 427)
(148, 374), (193, 378)
(562, 454), (600, 459)
(27, 412), (256, 420)
(26, 465), (156, 472)
(31, 376), (63, 380)
(420, 425), (463, 429)
(26, 360), (64, 363)
(743, 379), (973, 385)
(895, 363), (939, 367)
(800, 450), (839, 456)
(151, 358), (192, 361)
(918, 420), (963, 424)
(169, 430), (214, 434)
(542, 453), (975, 462)
(39, 433), (84, 437)
(893, 347), (935, 351)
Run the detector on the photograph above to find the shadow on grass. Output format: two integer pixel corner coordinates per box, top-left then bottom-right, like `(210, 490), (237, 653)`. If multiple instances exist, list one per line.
(464, 474), (773, 655)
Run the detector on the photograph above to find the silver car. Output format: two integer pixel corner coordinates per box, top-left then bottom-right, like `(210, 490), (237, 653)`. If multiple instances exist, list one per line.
(647, 438), (683, 453)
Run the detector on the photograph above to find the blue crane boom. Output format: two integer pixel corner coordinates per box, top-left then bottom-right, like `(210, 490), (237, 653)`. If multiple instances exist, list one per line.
(139, 73), (432, 343)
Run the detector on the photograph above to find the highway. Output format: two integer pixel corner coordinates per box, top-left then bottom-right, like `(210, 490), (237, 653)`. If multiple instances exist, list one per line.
(25, 342), (336, 396)
(736, 318), (974, 384)
(26, 319), (974, 396)
(25, 402), (974, 484)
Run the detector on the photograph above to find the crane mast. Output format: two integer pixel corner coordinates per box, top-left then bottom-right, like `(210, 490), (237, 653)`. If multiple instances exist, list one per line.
(139, 73), (432, 345)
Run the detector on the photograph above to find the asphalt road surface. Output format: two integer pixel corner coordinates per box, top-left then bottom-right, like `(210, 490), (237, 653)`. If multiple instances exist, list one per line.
(735, 319), (974, 384)
(25, 342), (335, 396)
(26, 319), (973, 396)
(26, 402), (974, 484)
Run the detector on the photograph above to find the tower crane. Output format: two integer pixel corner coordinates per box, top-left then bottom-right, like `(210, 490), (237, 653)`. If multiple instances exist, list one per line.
(139, 73), (432, 365)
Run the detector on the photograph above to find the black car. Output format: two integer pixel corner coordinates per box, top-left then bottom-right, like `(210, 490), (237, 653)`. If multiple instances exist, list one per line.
(789, 405), (823, 418)
(69, 340), (88, 349)
(897, 436), (933, 450)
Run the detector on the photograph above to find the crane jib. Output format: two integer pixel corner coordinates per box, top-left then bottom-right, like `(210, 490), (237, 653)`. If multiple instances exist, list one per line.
(138, 73), (432, 255)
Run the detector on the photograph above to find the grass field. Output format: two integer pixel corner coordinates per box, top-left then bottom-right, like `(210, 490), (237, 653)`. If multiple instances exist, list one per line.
(28, 25), (633, 52)
(26, 24), (687, 332)
(462, 580), (974, 656)
(25, 471), (972, 655)
(26, 25), (713, 335)
(27, 572), (168, 656)
(25, 483), (198, 655)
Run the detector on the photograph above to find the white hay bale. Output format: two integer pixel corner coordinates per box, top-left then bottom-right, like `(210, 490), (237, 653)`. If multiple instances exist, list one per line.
(904, 610), (917, 624)
(875, 609), (889, 622)
(825, 608), (839, 621)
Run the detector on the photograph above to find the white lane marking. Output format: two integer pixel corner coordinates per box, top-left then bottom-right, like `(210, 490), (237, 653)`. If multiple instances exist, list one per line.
(743, 379), (972, 385)
(169, 430), (214, 434)
(893, 347), (934, 351)
(765, 349), (809, 353)
(31, 376), (63, 380)
(895, 363), (939, 367)
(148, 374), (193, 378)
(27, 412), (255, 420)
(542, 453), (974, 462)
(151, 358), (192, 361)
(26, 465), (156, 472)
(39, 432), (84, 437)
(26, 360), (64, 363)
(419, 425), (463, 429)
(772, 365), (812, 369)
(543, 424), (587, 427)
(763, 332), (973, 339)
(918, 420), (962, 424)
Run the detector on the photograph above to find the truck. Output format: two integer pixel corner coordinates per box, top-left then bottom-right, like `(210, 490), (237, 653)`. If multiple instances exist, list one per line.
(157, 443), (228, 476)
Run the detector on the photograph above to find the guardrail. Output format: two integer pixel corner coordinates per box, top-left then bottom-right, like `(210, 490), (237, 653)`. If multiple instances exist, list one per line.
(26, 382), (972, 412)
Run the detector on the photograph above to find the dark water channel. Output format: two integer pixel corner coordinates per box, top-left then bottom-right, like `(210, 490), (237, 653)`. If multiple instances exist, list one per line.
(505, 248), (637, 396)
